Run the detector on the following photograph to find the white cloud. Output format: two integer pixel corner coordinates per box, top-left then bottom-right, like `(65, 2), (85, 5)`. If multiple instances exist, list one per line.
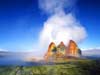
(39, 0), (77, 14)
(0, 48), (8, 51)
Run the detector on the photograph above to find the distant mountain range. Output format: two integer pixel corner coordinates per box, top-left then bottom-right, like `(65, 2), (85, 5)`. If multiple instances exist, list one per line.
(82, 49), (100, 59)
(0, 51), (34, 59)
(82, 49), (100, 56)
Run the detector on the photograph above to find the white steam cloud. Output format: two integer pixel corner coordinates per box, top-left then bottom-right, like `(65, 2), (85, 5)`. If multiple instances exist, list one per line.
(39, 0), (77, 14)
(38, 0), (87, 53)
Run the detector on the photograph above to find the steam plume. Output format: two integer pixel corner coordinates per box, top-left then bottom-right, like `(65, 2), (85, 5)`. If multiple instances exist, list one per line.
(38, 0), (87, 55)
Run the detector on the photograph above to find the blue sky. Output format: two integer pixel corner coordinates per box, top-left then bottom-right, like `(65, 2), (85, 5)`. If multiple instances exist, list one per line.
(77, 0), (100, 49)
(0, 0), (100, 51)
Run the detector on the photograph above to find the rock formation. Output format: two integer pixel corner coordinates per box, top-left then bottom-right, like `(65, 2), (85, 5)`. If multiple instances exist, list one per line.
(44, 42), (57, 61)
(66, 40), (80, 57)
(44, 40), (82, 61)
(57, 41), (66, 57)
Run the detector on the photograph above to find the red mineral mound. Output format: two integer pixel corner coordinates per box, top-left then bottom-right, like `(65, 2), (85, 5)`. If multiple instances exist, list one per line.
(44, 42), (56, 61)
(66, 40), (79, 57)
(57, 41), (66, 55)
(44, 40), (81, 61)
